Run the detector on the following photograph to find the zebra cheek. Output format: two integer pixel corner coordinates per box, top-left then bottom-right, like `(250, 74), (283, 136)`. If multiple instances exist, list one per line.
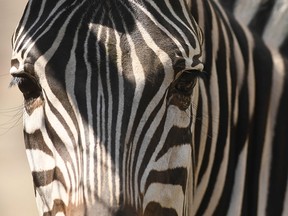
(23, 105), (45, 134)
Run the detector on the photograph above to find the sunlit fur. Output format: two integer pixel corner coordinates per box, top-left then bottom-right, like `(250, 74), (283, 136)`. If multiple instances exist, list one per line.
(10, 0), (288, 215)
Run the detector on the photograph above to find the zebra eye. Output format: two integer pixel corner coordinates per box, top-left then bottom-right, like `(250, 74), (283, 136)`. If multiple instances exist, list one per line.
(174, 70), (198, 95)
(173, 70), (200, 95)
(10, 72), (42, 101)
(167, 70), (201, 110)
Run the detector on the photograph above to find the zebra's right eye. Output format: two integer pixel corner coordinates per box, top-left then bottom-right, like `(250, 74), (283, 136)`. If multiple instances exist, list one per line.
(10, 71), (42, 103)
(10, 71), (43, 114)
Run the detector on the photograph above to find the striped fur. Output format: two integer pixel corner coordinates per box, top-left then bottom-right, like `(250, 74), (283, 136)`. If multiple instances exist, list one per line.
(218, 0), (288, 59)
(10, 0), (288, 215)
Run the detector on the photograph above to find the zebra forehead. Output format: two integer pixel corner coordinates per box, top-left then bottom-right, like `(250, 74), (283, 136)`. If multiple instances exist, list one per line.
(13, 0), (202, 49)
(12, 0), (203, 81)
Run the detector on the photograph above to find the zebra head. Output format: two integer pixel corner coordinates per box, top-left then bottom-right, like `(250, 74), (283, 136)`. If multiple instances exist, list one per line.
(10, 0), (204, 215)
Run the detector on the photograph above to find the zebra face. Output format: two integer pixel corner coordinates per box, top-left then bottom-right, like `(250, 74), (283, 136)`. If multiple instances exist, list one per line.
(10, 0), (204, 215)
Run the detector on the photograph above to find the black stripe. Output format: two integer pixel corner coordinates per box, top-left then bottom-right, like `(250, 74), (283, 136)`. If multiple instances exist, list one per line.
(156, 126), (192, 161)
(218, 0), (237, 12)
(145, 168), (188, 193)
(193, 86), (203, 169)
(24, 130), (53, 156)
(280, 36), (288, 59)
(144, 201), (178, 216)
(32, 167), (66, 190)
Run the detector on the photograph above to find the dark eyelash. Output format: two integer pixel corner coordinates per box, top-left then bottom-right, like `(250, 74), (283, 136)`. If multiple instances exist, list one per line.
(9, 69), (38, 87)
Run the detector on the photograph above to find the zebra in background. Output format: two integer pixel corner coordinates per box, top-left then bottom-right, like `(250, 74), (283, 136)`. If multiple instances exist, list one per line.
(218, 0), (288, 58)
(9, 0), (288, 215)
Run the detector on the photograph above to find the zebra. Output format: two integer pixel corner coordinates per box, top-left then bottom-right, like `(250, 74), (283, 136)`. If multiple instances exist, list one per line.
(218, 0), (288, 58)
(9, 0), (288, 215)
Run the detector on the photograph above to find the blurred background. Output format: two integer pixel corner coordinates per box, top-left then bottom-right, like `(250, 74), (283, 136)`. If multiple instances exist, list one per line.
(0, 0), (38, 215)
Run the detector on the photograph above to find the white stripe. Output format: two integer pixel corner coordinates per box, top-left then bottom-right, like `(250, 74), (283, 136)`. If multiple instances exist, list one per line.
(234, 0), (263, 25)
(154, 145), (192, 171)
(26, 149), (55, 172)
(104, 26), (115, 206)
(23, 105), (45, 134)
(143, 183), (184, 215)
(94, 16), (105, 201)
(263, 0), (288, 50)
(195, 81), (209, 183)
(85, 20), (95, 204)
(240, 26), (256, 122)
(112, 21), (124, 206)
(227, 143), (248, 216)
